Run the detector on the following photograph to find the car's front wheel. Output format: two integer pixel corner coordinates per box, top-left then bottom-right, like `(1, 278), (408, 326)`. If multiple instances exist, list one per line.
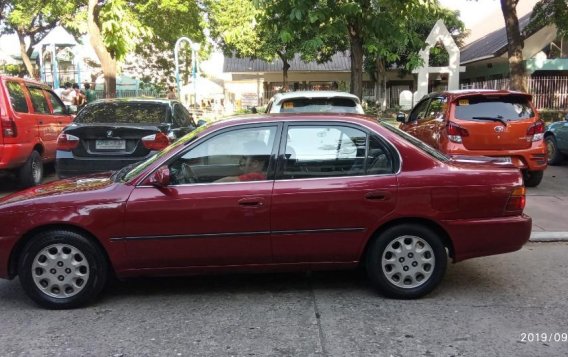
(366, 224), (447, 299)
(546, 135), (564, 166)
(18, 230), (108, 309)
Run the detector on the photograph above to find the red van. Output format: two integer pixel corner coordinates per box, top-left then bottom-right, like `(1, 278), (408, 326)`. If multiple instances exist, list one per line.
(0, 76), (73, 187)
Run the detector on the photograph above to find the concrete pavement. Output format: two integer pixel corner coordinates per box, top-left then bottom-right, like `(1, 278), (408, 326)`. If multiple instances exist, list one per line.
(525, 164), (568, 241)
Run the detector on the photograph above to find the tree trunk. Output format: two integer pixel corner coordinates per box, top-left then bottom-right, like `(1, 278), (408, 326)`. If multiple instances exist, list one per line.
(376, 57), (387, 110)
(500, 0), (526, 92)
(277, 52), (290, 91)
(17, 32), (35, 78)
(88, 0), (117, 98)
(348, 25), (363, 99)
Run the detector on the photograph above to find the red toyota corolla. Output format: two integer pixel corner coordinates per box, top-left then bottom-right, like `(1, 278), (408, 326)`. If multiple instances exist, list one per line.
(0, 114), (531, 309)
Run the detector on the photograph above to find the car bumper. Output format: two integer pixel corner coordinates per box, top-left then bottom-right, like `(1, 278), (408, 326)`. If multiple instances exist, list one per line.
(446, 143), (547, 171)
(443, 214), (532, 262)
(56, 151), (155, 178)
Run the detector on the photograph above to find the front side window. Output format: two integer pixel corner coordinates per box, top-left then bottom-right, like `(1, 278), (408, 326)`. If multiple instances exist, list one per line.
(6, 81), (29, 113)
(172, 103), (189, 127)
(168, 126), (277, 185)
(281, 125), (367, 179)
(28, 87), (50, 114)
(46, 90), (65, 114)
(409, 99), (430, 122)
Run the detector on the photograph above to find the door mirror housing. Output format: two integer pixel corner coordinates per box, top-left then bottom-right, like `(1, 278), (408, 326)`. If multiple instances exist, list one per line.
(396, 112), (407, 123)
(148, 166), (171, 187)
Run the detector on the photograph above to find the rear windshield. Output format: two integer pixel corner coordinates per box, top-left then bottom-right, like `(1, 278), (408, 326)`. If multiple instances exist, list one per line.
(75, 102), (168, 124)
(454, 95), (534, 120)
(279, 97), (359, 113)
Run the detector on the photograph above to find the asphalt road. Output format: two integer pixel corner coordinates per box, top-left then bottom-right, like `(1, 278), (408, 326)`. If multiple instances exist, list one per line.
(0, 242), (566, 356)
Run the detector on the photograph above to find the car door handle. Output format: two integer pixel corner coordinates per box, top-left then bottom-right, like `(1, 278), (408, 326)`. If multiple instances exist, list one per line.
(238, 197), (264, 207)
(365, 191), (390, 201)
(39, 121), (43, 124)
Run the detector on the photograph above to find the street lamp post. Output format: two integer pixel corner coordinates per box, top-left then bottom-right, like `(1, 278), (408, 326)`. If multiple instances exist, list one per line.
(174, 37), (200, 106)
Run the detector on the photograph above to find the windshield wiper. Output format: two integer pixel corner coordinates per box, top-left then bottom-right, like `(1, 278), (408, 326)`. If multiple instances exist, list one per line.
(471, 116), (508, 126)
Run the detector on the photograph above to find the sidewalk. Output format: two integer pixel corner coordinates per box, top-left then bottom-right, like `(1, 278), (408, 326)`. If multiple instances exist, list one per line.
(525, 165), (568, 241)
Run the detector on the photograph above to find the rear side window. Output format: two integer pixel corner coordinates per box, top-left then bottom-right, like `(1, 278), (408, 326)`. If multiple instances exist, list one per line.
(6, 81), (29, 113)
(28, 87), (50, 114)
(454, 95), (534, 120)
(279, 97), (358, 113)
(75, 102), (168, 124)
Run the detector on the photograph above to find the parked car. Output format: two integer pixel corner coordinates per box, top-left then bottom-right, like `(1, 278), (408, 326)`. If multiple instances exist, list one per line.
(397, 90), (547, 187)
(0, 75), (73, 187)
(544, 114), (568, 165)
(56, 98), (198, 178)
(0, 113), (531, 309)
(265, 91), (364, 114)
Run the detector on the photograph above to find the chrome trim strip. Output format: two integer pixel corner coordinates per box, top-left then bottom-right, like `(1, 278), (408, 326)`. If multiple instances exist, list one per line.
(110, 227), (365, 241)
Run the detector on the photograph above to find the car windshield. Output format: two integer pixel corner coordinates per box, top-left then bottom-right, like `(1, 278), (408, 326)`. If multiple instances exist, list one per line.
(454, 95), (534, 121)
(74, 102), (168, 124)
(117, 124), (209, 182)
(279, 97), (359, 113)
(380, 122), (449, 162)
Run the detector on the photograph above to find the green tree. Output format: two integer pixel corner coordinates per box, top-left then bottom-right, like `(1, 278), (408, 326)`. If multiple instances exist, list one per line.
(529, 0), (568, 46)
(2, 0), (80, 77)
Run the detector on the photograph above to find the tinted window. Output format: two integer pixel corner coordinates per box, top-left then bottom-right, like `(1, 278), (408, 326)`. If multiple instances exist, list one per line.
(169, 126), (277, 185)
(280, 97), (358, 113)
(454, 95), (534, 120)
(409, 98), (430, 122)
(75, 102), (168, 124)
(46, 90), (65, 114)
(28, 87), (50, 114)
(281, 125), (366, 179)
(173, 103), (190, 127)
(366, 134), (395, 175)
(6, 81), (29, 113)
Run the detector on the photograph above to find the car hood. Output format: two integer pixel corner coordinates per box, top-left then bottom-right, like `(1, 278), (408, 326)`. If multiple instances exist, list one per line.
(0, 173), (129, 212)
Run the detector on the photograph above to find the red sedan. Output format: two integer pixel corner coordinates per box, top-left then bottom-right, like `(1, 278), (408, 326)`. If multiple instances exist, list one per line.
(0, 114), (531, 309)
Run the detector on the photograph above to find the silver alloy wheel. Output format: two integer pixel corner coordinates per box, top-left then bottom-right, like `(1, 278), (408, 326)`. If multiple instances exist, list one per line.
(381, 235), (435, 289)
(31, 244), (90, 298)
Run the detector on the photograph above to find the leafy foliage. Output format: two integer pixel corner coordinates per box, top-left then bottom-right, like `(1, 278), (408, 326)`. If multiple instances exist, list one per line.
(529, 0), (568, 38)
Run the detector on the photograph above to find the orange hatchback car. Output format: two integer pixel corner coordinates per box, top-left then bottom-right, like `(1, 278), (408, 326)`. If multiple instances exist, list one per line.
(397, 90), (547, 186)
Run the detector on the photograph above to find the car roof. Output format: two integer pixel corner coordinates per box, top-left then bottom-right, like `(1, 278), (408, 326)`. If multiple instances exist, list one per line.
(89, 98), (177, 105)
(271, 91), (361, 103)
(0, 75), (50, 89)
(428, 89), (530, 98)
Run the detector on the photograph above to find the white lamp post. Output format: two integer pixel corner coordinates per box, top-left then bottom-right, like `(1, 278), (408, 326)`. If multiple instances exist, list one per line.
(174, 37), (200, 106)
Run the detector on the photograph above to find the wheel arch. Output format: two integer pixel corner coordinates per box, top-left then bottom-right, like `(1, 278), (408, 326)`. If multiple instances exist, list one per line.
(361, 217), (455, 263)
(8, 224), (114, 279)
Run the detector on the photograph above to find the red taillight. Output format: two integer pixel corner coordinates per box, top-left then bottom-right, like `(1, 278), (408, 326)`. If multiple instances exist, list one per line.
(56, 133), (80, 151)
(1, 116), (17, 137)
(506, 186), (526, 212)
(142, 132), (170, 151)
(447, 122), (469, 143)
(527, 120), (545, 142)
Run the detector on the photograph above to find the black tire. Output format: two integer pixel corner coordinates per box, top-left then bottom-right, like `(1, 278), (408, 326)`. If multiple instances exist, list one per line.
(18, 230), (108, 309)
(18, 150), (43, 188)
(366, 224), (447, 299)
(545, 135), (564, 166)
(522, 170), (544, 187)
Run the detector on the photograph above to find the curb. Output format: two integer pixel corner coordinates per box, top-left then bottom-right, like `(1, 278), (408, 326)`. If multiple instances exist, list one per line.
(529, 232), (568, 242)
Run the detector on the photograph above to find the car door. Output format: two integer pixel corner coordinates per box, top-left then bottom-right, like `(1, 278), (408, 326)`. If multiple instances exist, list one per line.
(25, 86), (59, 160)
(400, 97), (430, 141)
(270, 122), (398, 263)
(419, 96), (448, 149)
(122, 123), (280, 269)
(44, 88), (73, 134)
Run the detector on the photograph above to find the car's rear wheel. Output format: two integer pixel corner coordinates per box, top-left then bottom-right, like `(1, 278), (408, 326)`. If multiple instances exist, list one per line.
(522, 170), (544, 187)
(546, 135), (564, 166)
(366, 224), (447, 299)
(18, 150), (43, 188)
(18, 230), (108, 309)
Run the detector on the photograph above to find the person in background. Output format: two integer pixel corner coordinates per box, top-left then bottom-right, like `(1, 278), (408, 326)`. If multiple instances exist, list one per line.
(84, 83), (97, 103)
(166, 86), (177, 100)
(59, 82), (75, 111)
(72, 83), (86, 109)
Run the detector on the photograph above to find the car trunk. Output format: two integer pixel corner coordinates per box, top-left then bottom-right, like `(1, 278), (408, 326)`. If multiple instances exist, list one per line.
(450, 93), (535, 151)
(64, 123), (167, 158)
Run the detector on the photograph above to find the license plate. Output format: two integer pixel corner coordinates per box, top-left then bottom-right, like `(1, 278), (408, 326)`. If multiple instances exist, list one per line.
(95, 140), (126, 150)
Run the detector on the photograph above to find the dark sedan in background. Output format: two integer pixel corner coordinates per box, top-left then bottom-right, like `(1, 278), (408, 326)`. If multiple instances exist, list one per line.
(56, 98), (198, 178)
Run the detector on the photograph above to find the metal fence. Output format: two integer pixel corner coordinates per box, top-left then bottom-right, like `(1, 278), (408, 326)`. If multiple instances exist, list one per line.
(460, 76), (568, 110)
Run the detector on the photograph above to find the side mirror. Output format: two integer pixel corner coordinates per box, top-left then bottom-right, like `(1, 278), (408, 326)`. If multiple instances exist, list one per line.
(396, 112), (406, 123)
(197, 119), (207, 127)
(148, 166), (171, 187)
